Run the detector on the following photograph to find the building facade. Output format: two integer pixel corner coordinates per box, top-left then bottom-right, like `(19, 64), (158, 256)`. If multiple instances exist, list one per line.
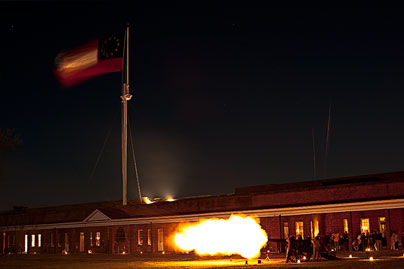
(1, 171), (404, 255)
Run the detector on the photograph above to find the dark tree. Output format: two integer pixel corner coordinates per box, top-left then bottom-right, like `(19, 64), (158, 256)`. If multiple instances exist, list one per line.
(0, 128), (22, 176)
(0, 129), (22, 151)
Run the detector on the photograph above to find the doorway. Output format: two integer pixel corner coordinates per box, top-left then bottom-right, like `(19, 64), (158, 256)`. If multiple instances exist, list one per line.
(64, 233), (69, 252)
(80, 232), (85, 252)
(157, 229), (164, 252)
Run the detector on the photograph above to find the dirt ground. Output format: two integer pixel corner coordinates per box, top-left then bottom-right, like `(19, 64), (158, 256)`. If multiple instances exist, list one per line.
(1, 251), (404, 269)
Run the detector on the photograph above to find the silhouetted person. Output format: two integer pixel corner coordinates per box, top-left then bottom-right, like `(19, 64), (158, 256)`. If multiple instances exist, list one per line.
(285, 235), (294, 263)
(312, 236), (321, 261)
(376, 231), (382, 251)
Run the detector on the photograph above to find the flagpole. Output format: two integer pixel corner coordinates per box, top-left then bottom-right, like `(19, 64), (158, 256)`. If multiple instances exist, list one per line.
(121, 24), (131, 206)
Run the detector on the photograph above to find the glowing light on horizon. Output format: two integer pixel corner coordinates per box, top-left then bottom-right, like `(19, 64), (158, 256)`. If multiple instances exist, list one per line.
(143, 197), (153, 204)
(174, 215), (267, 259)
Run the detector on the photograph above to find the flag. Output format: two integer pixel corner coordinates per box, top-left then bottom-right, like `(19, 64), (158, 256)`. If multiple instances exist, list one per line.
(55, 35), (124, 87)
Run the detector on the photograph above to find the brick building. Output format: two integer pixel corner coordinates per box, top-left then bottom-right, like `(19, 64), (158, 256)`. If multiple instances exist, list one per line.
(1, 171), (404, 255)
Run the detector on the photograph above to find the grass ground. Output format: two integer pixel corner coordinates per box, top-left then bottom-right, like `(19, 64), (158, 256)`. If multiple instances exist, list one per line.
(1, 251), (404, 268)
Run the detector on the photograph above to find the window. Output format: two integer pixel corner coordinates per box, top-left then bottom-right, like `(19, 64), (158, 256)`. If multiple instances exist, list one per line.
(379, 217), (386, 233)
(314, 219), (319, 237)
(80, 232), (85, 252)
(51, 233), (54, 247)
(31, 234), (35, 247)
(283, 222), (289, 239)
(147, 229), (151, 246)
(138, 229), (143, 245)
(96, 232), (101, 247)
(361, 218), (370, 234)
(64, 233), (69, 252)
(157, 229), (164, 252)
(296, 221), (304, 238)
(90, 232), (93, 247)
(343, 219), (349, 233)
(57, 233), (62, 247)
(24, 234), (28, 253)
(310, 221), (314, 238)
(38, 234), (42, 247)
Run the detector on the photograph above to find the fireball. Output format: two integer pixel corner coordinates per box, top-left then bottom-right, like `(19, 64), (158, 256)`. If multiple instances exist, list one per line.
(174, 215), (267, 259)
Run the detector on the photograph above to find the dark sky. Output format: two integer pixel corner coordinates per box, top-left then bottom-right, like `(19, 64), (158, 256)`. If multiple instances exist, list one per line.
(2, 5), (404, 210)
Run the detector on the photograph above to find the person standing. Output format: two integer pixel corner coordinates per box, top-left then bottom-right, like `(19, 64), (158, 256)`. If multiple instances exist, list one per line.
(343, 231), (349, 251)
(285, 235), (291, 263)
(361, 233), (365, 251)
(365, 232), (370, 250)
(370, 232), (375, 250)
(313, 236), (321, 261)
(394, 232), (399, 250)
(401, 231), (404, 250)
(391, 232), (397, 250)
(357, 234), (362, 251)
(333, 233), (339, 250)
(376, 231), (382, 251)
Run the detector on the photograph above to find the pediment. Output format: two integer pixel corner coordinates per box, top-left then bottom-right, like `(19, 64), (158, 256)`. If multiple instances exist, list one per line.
(83, 209), (111, 222)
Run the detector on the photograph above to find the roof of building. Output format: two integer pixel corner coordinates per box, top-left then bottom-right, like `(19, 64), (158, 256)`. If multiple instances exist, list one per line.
(1, 171), (404, 227)
(235, 171), (404, 195)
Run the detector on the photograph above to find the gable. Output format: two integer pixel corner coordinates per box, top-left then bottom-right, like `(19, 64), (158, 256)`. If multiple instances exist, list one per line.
(83, 209), (111, 222)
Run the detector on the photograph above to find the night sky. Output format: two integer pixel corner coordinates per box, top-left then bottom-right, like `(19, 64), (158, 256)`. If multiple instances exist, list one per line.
(2, 5), (404, 210)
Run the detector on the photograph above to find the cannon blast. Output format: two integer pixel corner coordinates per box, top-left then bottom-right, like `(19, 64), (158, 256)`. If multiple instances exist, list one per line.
(174, 215), (267, 259)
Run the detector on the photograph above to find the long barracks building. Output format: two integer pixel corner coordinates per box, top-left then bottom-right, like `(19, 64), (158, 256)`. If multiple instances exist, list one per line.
(2, 171), (404, 254)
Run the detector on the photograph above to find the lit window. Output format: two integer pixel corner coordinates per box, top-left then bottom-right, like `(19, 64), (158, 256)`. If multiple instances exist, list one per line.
(96, 232), (101, 247)
(147, 229), (151, 246)
(361, 218), (370, 234)
(38, 234), (42, 247)
(90, 232), (93, 247)
(31, 234), (35, 247)
(24, 234), (28, 253)
(344, 219), (349, 233)
(379, 217), (386, 233)
(138, 229), (143, 245)
(284, 222), (289, 239)
(80, 232), (85, 252)
(296, 221), (304, 238)
(310, 221), (314, 238)
(314, 219), (319, 237)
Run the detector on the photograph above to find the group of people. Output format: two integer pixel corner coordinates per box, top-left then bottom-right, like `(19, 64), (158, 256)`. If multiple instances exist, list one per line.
(352, 231), (384, 251)
(285, 230), (404, 263)
(328, 231), (349, 251)
(285, 235), (321, 263)
(390, 232), (401, 250)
